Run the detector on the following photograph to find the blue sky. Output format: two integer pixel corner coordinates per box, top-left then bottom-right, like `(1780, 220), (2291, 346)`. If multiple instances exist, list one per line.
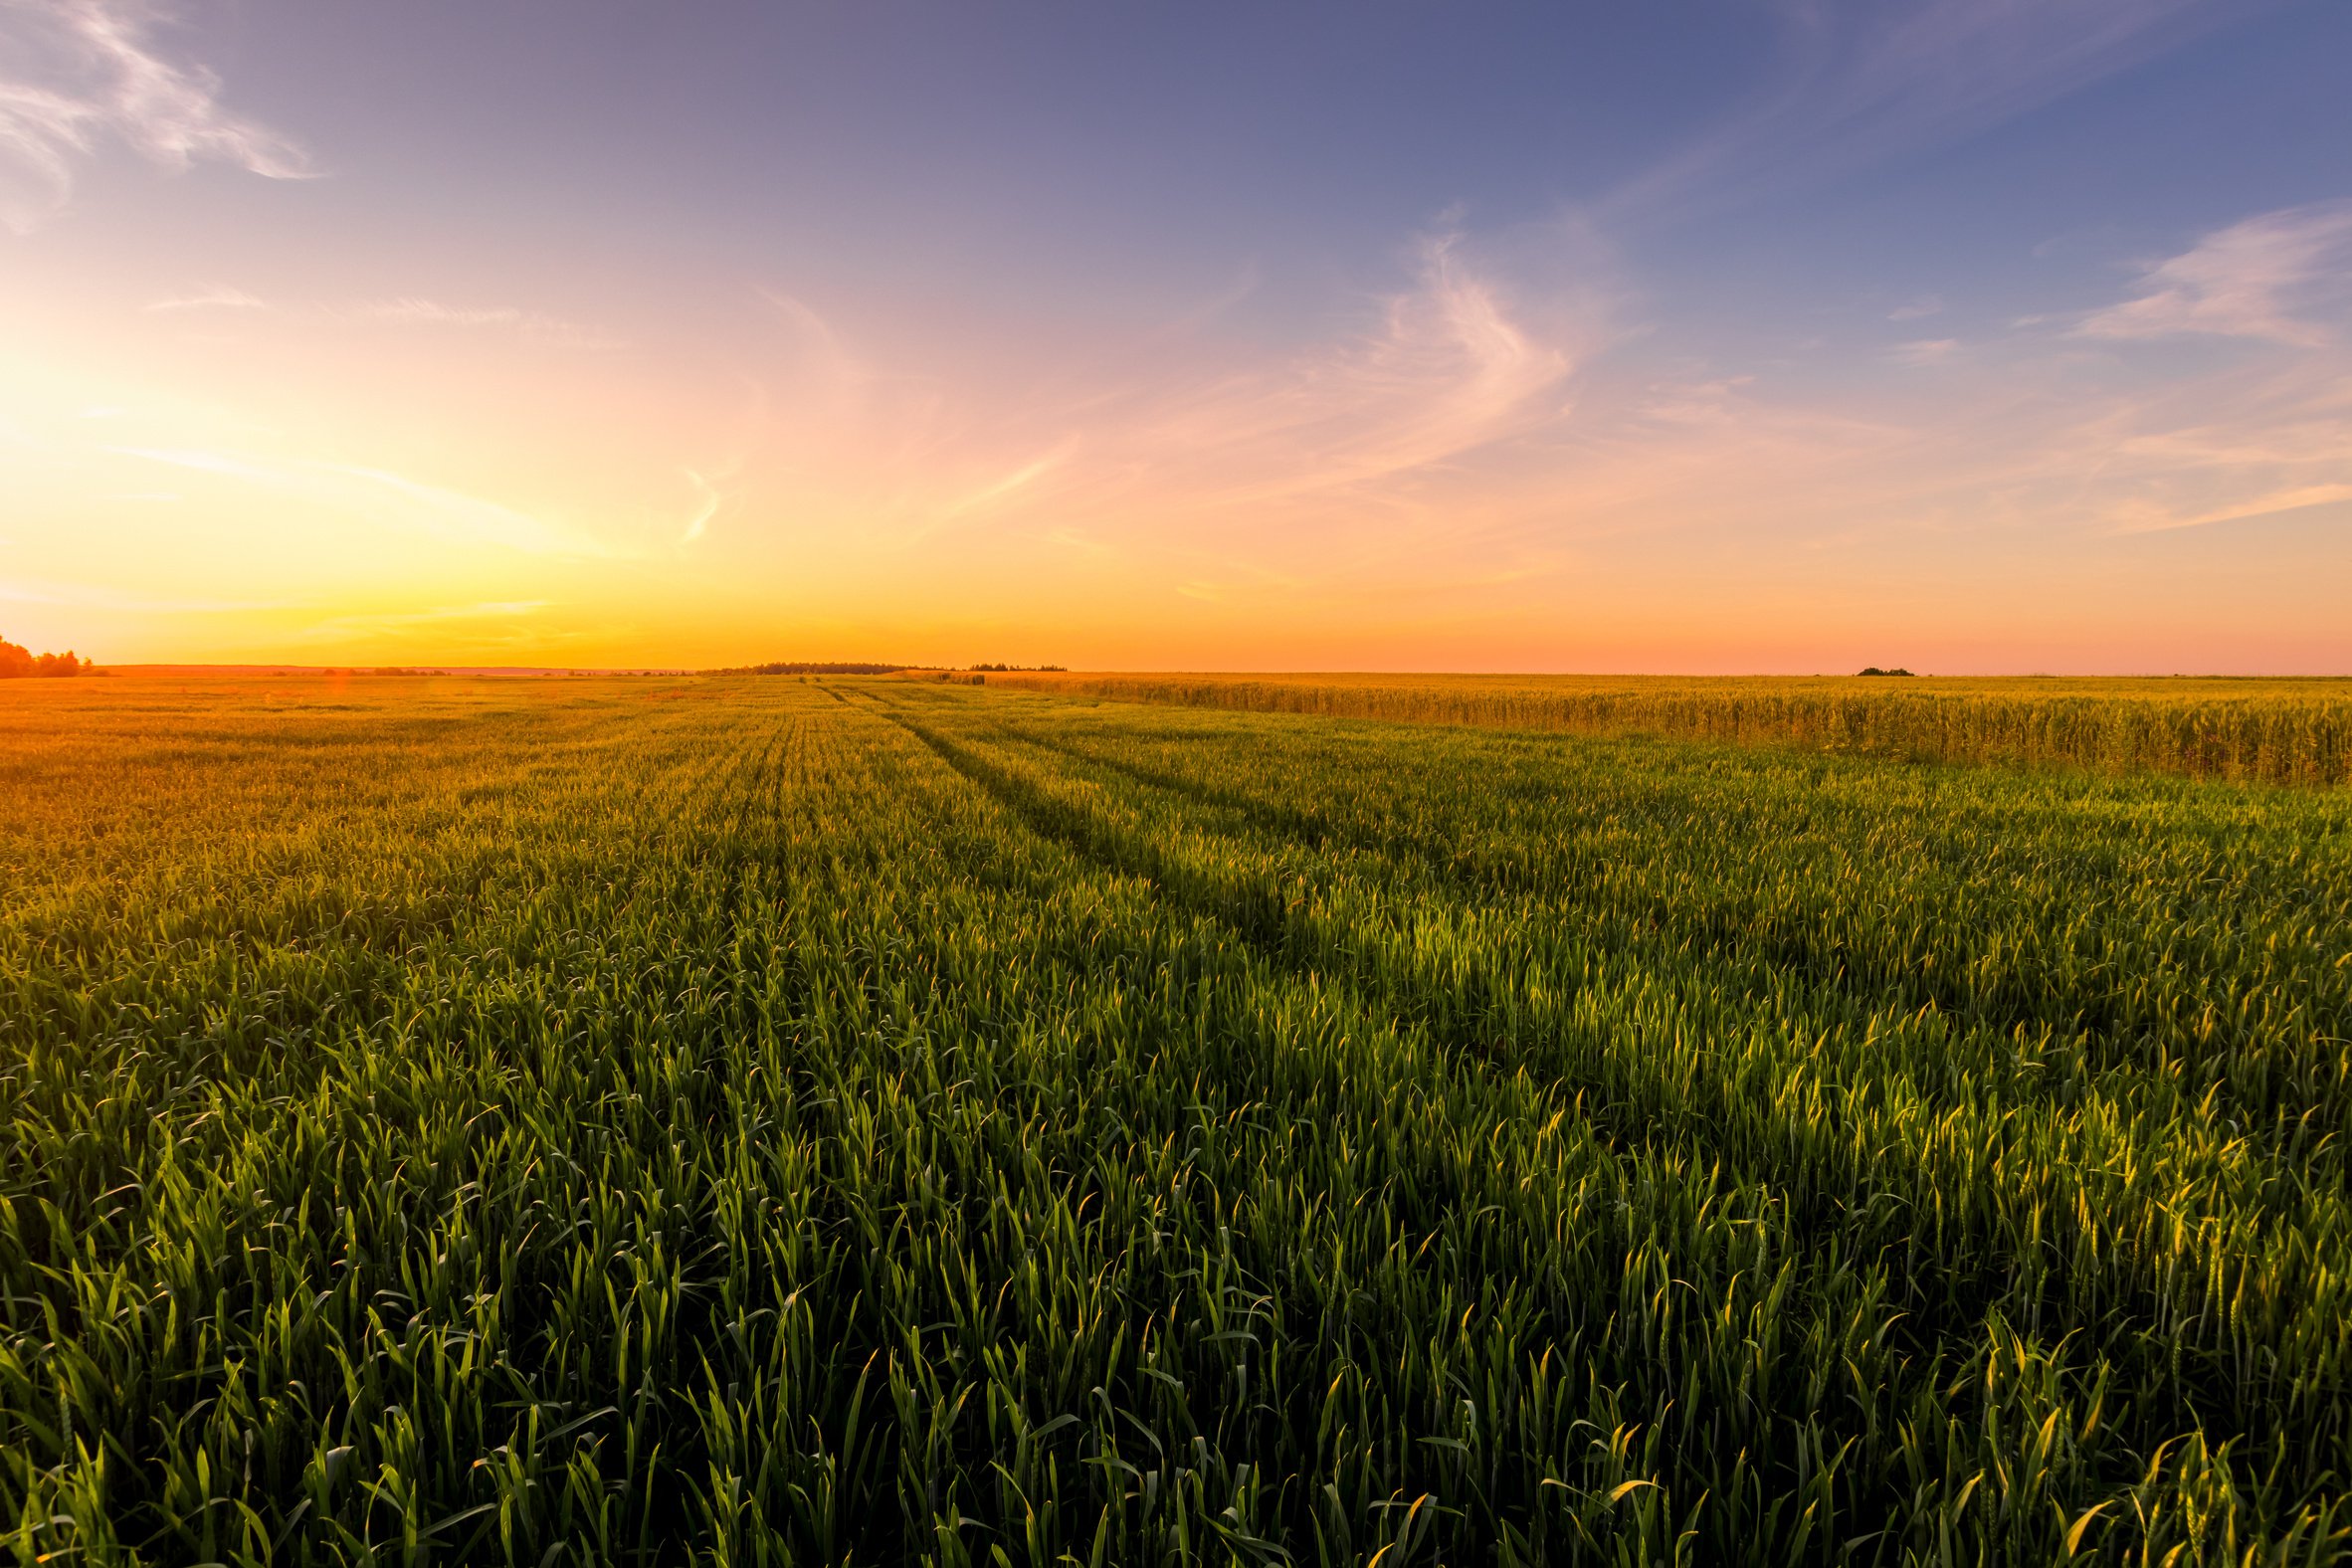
(2, 0), (2348, 669)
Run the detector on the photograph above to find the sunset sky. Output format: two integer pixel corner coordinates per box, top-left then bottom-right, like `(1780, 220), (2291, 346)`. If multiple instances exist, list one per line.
(3, 0), (2348, 672)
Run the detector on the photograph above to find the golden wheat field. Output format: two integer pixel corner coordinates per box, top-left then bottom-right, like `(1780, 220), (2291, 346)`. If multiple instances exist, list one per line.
(971, 672), (2352, 787)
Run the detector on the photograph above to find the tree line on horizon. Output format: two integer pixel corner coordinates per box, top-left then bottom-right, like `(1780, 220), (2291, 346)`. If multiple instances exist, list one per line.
(710, 661), (1070, 676)
(0, 634), (89, 679)
(717, 661), (916, 676)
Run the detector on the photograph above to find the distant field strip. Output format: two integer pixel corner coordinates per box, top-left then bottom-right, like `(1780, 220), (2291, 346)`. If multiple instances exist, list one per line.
(2, 676), (2349, 1565)
(979, 672), (2352, 786)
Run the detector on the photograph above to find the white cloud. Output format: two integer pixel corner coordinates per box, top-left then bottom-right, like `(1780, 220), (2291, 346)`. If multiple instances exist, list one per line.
(108, 445), (621, 557)
(736, 217), (1619, 552)
(1892, 337), (1960, 365)
(2075, 200), (2352, 347)
(145, 284), (264, 311)
(2063, 363), (2352, 534)
(0, 0), (311, 231)
(680, 467), (720, 543)
(135, 289), (613, 343)
(1611, 0), (2265, 218)
(1888, 295), (1945, 321)
(362, 296), (618, 349)
(1117, 224), (1607, 509)
(2107, 482), (2352, 534)
(930, 441), (1076, 528)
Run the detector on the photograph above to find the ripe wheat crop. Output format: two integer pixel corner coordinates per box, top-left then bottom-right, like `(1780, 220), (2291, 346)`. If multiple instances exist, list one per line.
(977, 672), (2352, 788)
(4, 674), (2349, 1565)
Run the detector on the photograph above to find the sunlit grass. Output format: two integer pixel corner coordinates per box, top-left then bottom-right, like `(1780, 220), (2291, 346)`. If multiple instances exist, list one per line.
(3, 674), (2347, 1564)
(980, 671), (2352, 787)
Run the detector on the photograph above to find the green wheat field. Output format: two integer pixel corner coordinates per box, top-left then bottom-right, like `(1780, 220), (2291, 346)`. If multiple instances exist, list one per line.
(5, 673), (2350, 1566)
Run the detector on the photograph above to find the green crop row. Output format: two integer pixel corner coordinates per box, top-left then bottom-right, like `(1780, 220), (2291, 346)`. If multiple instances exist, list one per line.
(2, 676), (2347, 1564)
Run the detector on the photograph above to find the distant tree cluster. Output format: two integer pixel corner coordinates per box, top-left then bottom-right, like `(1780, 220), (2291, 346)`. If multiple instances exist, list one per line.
(1857, 667), (1916, 678)
(968, 663), (1067, 672)
(0, 636), (89, 678)
(721, 662), (912, 676)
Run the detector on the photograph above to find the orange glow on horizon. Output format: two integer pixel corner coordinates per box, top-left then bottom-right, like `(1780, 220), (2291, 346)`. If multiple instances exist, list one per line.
(6, 152), (2349, 676)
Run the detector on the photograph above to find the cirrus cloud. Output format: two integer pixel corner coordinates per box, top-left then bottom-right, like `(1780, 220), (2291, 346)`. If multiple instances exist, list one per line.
(2075, 200), (2352, 348)
(0, 0), (310, 232)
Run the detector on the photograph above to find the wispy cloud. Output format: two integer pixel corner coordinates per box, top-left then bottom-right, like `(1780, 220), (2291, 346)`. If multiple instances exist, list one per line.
(1609, 0), (2267, 218)
(2067, 362), (2352, 534)
(361, 296), (619, 349)
(1135, 229), (1592, 504)
(108, 445), (621, 557)
(145, 284), (265, 311)
(0, 0), (311, 231)
(136, 288), (615, 343)
(286, 599), (577, 652)
(932, 440), (1077, 527)
(1888, 295), (1945, 321)
(1891, 337), (1960, 366)
(0, 571), (277, 611)
(679, 468), (721, 544)
(2075, 200), (2352, 347)
(1068, 193), (2351, 588)
(2107, 482), (2352, 534)
(736, 218), (1617, 556)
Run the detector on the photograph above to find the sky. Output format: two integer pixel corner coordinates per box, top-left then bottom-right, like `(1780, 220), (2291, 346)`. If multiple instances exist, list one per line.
(2, 0), (2348, 673)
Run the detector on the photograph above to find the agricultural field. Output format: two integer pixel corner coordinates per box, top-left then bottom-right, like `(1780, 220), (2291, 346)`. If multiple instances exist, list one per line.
(981, 671), (2352, 788)
(3, 673), (2350, 1566)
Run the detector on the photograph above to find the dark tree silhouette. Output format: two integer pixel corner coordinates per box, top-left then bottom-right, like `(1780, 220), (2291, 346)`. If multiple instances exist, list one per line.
(0, 636), (88, 678)
(713, 662), (913, 676)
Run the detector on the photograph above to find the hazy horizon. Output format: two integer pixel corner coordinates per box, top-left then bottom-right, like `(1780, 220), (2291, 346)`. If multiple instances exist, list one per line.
(5, 0), (2349, 674)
